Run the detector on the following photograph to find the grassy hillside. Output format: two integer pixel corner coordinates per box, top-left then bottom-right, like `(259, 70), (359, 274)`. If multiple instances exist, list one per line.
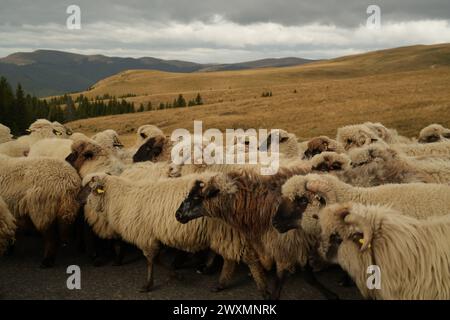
(67, 43), (450, 146)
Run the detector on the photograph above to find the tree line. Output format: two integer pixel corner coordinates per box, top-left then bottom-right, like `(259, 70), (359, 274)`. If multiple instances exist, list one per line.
(0, 76), (204, 135)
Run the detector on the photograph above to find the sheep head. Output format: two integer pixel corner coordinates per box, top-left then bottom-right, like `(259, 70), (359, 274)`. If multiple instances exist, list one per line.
(310, 151), (351, 172)
(26, 119), (67, 138)
(92, 129), (124, 150)
(132, 135), (166, 162)
(258, 129), (290, 152)
(66, 140), (113, 177)
(349, 143), (398, 168)
(303, 136), (342, 159)
(336, 124), (380, 151)
(317, 203), (374, 263)
(176, 173), (236, 224)
(418, 124), (446, 143)
(272, 174), (330, 233)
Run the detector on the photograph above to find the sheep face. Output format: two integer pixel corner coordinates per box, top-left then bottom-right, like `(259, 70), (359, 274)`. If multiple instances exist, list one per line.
(336, 125), (379, 151)
(310, 152), (351, 172)
(132, 136), (166, 162)
(317, 203), (373, 263)
(272, 174), (328, 233)
(66, 140), (112, 177)
(135, 125), (164, 147)
(92, 130), (124, 150)
(418, 124), (445, 143)
(303, 136), (341, 159)
(349, 144), (398, 169)
(258, 129), (290, 152)
(176, 174), (236, 224)
(26, 119), (68, 138)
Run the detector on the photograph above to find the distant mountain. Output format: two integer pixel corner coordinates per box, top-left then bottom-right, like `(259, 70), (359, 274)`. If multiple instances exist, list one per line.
(0, 50), (314, 96)
(197, 57), (314, 72)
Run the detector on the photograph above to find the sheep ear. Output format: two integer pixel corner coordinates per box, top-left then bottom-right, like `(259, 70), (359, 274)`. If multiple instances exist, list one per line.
(280, 136), (289, 143)
(344, 213), (373, 251)
(77, 184), (92, 205)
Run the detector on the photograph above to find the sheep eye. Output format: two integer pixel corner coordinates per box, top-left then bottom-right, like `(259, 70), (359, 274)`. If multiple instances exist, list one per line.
(140, 133), (147, 139)
(83, 151), (94, 159)
(346, 139), (352, 145)
(330, 233), (342, 245)
(314, 194), (326, 206)
(295, 196), (308, 205)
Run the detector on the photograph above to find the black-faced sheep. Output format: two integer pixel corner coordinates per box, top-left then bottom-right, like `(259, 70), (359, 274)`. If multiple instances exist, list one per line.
(317, 202), (450, 299)
(175, 166), (338, 300)
(0, 196), (16, 255)
(81, 172), (271, 298)
(0, 156), (81, 266)
(66, 140), (127, 178)
(272, 173), (450, 233)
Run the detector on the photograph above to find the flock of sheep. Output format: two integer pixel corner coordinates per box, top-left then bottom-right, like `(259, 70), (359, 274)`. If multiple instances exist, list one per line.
(0, 119), (450, 300)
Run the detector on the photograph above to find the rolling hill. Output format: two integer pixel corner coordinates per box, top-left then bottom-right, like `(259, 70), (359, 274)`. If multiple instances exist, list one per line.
(0, 50), (314, 97)
(66, 43), (450, 146)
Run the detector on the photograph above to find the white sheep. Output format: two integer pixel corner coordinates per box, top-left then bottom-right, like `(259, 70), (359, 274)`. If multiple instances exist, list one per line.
(0, 119), (69, 157)
(91, 129), (124, 153)
(0, 196), (16, 255)
(0, 156), (81, 267)
(418, 124), (450, 143)
(272, 173), (450, 233)
(310, 148), (435, 186)
(317, 202), (450, 299)
(0, 123), (13, 144)
(28, 133), (90, 160)
(82, 172), (270, 298)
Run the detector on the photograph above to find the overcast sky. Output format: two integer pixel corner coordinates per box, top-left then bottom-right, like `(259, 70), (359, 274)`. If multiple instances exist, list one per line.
(0, 0), (450, 63)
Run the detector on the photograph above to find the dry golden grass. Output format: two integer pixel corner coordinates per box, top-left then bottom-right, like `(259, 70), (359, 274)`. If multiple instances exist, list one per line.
(67, 44), (450, 145)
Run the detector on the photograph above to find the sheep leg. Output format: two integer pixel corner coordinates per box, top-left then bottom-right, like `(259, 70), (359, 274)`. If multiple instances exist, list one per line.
(140, 242), (160, 292)
(112, 240), (125, 266)
(211, 259), (236, 292)
(271, 267), (287, 300)
(338, 272), (355, 287)
(243, 251), (271, 300)
(302, 265), (339, 300)
(197, 251), (218, 274)
(40, 222), (59, 268)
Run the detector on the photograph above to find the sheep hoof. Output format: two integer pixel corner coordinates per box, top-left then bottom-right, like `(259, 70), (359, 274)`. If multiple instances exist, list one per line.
(263, 290), (273, 300)
(139, 284), (153, 293)
(211, 285), (225, 292)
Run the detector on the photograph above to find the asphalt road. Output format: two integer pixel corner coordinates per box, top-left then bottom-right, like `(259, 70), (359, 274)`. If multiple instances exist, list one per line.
(0, 233), (362, 300)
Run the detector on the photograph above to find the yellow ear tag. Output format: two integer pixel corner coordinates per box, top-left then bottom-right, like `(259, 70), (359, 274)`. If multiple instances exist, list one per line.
(358, 238), (371, 249)
(96, 188), (105, 194)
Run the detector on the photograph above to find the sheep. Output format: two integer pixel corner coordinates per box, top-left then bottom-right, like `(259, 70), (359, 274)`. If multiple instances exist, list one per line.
(0, 156), (81, 267)
(302, 136), (344, 159)
(258, 129), (302, 158)
(0, 196), (16, 255)
(92, 129), (124, 151)
(175, 165), (338, 300)
(393, 140), (450, 157)
(0, 123), (13, 144)
(28, 133), (91, 160)
(81, 172), (271, 298)
(363, 122), (411, 144)
(347, 144), (450, 184)
(310, 148), (435, 186)
(0, 119), (69, 157)
(66, 139), (128, 178)
(418, 124), (450, 143)
(271, 173), (450, 234)
(316, 202), (450, 299)
(336, 124), (381, 151)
